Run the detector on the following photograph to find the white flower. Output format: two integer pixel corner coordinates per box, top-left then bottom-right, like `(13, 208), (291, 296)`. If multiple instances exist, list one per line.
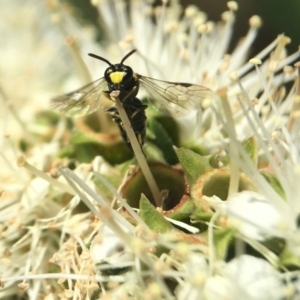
(226, 191), (289, 241)
(176, 253), (208, 300)
(90, 226), (133, 268)
(204, 255), (284, 300)
(2, 0), (300, 299)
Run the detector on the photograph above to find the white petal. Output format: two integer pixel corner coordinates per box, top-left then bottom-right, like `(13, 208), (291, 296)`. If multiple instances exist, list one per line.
(227, 191), (284, 240)
(204, 255), (283, 300)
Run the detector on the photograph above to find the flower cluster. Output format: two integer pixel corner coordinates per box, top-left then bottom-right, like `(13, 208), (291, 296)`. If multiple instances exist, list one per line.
(1, 0), (300, 299)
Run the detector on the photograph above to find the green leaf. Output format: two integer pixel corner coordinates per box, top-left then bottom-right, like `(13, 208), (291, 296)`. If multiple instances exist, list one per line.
(139, 194), (174, 233)
(175, 147), (212, 186)
(147, 118), (179, 165)
(67, 128), (134, 164)
(93, 174), (122, 203)
(153, 115), (180, 146)
(73, 142), (132, 164)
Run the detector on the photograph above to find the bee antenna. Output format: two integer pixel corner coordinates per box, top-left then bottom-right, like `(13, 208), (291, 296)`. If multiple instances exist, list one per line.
(120, 49), (137, 64)
(88, 53), (112, 66)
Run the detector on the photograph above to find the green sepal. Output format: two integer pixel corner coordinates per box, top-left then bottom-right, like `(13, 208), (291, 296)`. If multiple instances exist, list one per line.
(175, 147), (212, 186)
(166, 199), (196, 222)
(261, 171), (285, 199)
(262, 237), (285, 256)
(70, 130), (101, 144)
(181, 142), (206, 156)
(214, 228), (236, 260)
(190, 204), (213, 232)
(278, 246), (300, 270)
(139, 194), (174, 233)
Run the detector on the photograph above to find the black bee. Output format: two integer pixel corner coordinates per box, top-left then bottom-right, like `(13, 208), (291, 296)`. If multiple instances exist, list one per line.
(52, 49), (211, 149)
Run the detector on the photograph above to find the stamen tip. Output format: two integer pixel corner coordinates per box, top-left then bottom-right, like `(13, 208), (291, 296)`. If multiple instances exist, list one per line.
(90, 0), (99, 6)
(221, 11), (232, 22)
(50, 13), (61, 24)
(249, 58), (262, 65)
(249, 15), (262, 28)
(294, 61), (300, 68)
(197, 24), (208, 33)
(65, 35), (76, 46)
(229, 71), (238, 82)
(17, 155), (26, 167)
(202, 98), (211, 109)
(278, 34), (291, 46)
(294, 95), (300, 104)
(227, 1), (238, 11)
(185, 5), (198, 18)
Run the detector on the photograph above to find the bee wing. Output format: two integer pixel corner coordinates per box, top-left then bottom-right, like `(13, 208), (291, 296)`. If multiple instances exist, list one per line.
(137, 74), (214, 111)
(51, 77), (108, 118)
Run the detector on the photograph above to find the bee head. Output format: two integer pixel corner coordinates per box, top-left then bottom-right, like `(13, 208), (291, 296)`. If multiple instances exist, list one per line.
(88, 50), (137, 86)
(104, 64), (134, 85)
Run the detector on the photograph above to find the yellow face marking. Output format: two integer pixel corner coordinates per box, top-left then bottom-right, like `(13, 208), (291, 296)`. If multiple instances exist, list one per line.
(110, 71), (125, 84)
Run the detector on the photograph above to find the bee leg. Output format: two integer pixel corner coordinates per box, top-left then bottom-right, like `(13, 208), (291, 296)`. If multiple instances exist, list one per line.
(125, 102), (147, 156)
(103, 86), (138, 104)
(103, 91), (115, 102)
(106, 101), (147, 157)
(106, 106), (129, 145)
(122, 86), (139, 103)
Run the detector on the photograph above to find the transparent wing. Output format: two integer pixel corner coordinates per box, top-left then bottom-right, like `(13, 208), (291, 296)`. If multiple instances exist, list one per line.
(137, 74), (214, 111)
(51, 77), (108, 118)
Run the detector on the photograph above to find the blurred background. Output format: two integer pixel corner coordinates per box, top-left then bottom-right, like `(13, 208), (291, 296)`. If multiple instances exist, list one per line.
(189, 0), (300, 54)
(67, 0), (300, 55)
